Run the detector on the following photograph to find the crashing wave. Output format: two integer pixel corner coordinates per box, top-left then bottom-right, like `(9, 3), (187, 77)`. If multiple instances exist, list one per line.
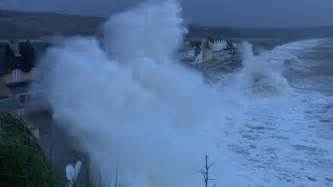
(237, 42), (290, 96)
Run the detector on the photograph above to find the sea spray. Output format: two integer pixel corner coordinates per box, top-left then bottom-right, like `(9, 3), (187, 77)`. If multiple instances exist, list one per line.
(103, 0), (185, 62)
(235, 42), (290, 96)
(37, 1), (225, 187)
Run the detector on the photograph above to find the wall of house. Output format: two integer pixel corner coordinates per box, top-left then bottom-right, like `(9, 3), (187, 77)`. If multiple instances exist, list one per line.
(0, 77), (11, 98)
(3, 69), (32, 84)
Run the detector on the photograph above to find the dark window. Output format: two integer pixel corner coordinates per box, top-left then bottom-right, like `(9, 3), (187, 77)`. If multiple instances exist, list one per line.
(19, 95), (25, 104)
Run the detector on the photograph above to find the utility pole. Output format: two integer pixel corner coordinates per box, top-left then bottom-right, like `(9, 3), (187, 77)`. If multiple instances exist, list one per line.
(199, 155), (216, 187)
(114, 167), (118, 187)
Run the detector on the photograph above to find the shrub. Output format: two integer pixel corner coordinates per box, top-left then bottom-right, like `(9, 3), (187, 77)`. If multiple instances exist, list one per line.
(0, 112), (57, 187)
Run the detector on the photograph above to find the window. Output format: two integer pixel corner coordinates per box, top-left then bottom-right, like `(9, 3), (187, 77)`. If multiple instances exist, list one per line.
(11, 69), (22, 81)
(16, 108), (25, 118)
(19, 95), (25, 104)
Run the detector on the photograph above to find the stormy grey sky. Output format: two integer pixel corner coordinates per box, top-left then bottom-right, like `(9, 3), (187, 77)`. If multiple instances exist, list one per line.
(0, 0), (332, 28)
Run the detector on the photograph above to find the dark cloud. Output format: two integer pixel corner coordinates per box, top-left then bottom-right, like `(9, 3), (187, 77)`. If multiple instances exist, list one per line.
(0, 0), (332, 27)
(0, 0), (137, 15)
(183, 0), (333, 27)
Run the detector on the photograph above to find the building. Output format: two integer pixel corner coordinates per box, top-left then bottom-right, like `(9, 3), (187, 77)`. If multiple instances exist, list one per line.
(209, 39), (227, 52)
(2, 39), (36, 74)
(0, 77), (11, 99)
(191, 38), (239, 64)
(0, 69), (34, 117)
(0, 40), (50, 117)
(193, 39), (213, 64)
(0, 98), (25, 118)
(4, 69), (33, 105)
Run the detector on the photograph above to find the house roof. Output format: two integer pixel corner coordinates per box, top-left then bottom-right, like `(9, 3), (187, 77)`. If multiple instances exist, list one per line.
(0, 40), (50, 75)
(0, 40), (49, 53)
(0, 98), (23, 112)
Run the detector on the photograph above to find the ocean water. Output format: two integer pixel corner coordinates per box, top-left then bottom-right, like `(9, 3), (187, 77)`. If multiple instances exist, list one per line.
(210, 38), (333, 186)
(36, 1), (333, 186)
